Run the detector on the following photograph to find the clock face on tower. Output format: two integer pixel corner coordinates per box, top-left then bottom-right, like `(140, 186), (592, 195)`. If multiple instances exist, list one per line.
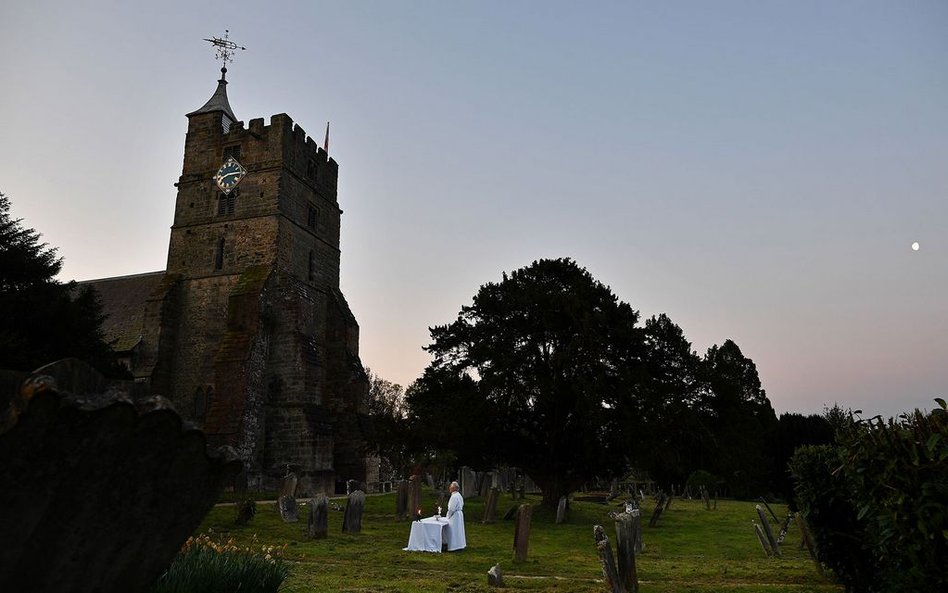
(214, 156), (247, 194)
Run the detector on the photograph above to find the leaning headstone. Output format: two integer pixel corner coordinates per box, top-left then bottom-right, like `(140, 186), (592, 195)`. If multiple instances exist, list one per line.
(343, 490), (366, 534)
(308, 494), (328, 539)
(408, 475), (422, 517)
(479, 472), (492, 498)
(663, 494), (673, 511)
(487, 563), (505, 588)
(280, 471), (298, 499)
(482, 487), (500, 523)
(754, 522), (773, 556)
(235, 499), (256, 525)
(648, 494), (666, 527)
(755, 505), (780, 556)
(396, 480), (409, 519)
(555, 495), (568, 524)
(279, 494), (299, 522)
(513, 504), (533, 562)
(614, 513), (638, 593)
(502, 504), (519, 521)
(594, 525), (623, 593)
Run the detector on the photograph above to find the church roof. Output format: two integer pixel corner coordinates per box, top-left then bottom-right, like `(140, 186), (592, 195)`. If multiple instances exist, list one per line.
(186, 67), (238, 122)
(77, 271), (166, 353)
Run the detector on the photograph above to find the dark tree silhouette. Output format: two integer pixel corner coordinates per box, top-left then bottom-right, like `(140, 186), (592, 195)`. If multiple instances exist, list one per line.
(0, 192), (121, 376)
(415, 258), (645, 507)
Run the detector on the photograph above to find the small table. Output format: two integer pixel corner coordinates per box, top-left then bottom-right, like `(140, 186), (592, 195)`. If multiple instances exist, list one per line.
(404, 516), (449, 552)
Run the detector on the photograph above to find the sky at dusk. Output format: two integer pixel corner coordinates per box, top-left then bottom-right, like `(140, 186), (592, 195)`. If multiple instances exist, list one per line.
(1, 1), (945, 419)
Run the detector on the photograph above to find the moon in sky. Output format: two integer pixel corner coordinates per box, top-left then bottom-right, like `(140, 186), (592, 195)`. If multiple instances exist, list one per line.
(912, 242), (920, 251)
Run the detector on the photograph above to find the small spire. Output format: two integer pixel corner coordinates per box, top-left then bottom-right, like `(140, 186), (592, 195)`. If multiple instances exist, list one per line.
(187, 31), (246, 123)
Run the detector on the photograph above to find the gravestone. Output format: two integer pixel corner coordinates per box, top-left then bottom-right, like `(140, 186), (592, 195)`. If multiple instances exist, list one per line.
(279, 494), (299, 522)
(343, 490), (366, 534)
(502, 504), (519, 521)
(347, 479), (361, 494)
(555, 495), (568, 524)
(513, 504), (532, 562)
(482, 487), (500, 523)
(648, 493), (666, 528)
(479, 471), (493, 498)
(594, 525), (623, 593)
(0, 362), (241, 593)
(234, 499), (256, 525)
(754, 522), (772, 556)
(426, 473), (435, 488)
(630, 509), (644, 554)
(408, 475), (422, 517)
(280, 471), (299, 498)
(614, 513), (638, 593)
(487, 563), (505, 588)
(234, 468), (249, 498)
(308, 494), (328, 539)
(396, 480), (409, 519)
(755, 505), (780, 556)
(460, 466), (477, 498)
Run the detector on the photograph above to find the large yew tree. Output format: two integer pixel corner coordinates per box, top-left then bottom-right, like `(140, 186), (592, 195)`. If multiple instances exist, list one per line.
(0, 191), (119, 375)
(418, 258), (645, 507)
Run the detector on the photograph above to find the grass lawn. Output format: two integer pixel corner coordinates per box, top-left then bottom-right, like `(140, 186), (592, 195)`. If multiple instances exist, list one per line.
(197, 491), (840, 593)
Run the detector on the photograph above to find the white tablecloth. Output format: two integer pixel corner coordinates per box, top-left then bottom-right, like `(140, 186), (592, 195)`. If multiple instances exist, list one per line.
(404, 516), (449, 552)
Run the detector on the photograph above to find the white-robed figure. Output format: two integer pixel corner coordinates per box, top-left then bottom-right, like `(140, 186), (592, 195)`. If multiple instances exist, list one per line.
(445, 481), (466, 551)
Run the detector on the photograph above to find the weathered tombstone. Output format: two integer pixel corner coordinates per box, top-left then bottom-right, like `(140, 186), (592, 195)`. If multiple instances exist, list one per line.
(609, 478), (619, 500)
(614, 513), (639, 593)
(754, 522), (773, 556)
(630, 508), (644, 554)
(280, 470), (299, 499)
(461, 466), (477, 498)
(513, 504), (532, 562)
(396, 479), (409, 519)
(483, 486), (500, 523)
(346, 479), (360, 494)
(503, 504), (519, 521)
(758, 497), (780, 522)
(0, 363), (241, 593)
(663, 493), (673, 511)
(479, 471), (493, 498)
(279, 494), (299, 522)
(308, 494), (328, 539)
(426, 473), (435, 488)
(648, 493), (666, 527)
(408, 475), (422, 517)
(594, 525), (623, 593)
(755, 505), (780, 556)
(342, 490), (366, 534)
(555, 495), (568, 524)
(488, 563), (505, 588)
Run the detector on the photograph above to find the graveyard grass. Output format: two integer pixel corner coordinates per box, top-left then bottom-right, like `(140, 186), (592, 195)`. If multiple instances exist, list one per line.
(196, 491), (841, 593)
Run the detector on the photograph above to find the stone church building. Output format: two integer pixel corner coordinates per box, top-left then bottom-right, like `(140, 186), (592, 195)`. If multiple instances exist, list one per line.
(81, 67), (375, 495)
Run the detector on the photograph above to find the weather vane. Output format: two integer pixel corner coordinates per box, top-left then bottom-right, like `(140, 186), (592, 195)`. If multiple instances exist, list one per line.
(203, 30), (246, 68)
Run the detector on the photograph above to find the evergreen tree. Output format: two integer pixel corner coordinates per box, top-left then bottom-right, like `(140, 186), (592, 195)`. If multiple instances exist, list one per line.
(0, 192), (120, 375)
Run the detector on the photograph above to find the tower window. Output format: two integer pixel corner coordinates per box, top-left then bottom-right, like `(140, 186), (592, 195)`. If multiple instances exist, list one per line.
(307, 159), (316, 180)
(215, 237), (225, 271)
(223, 144), (241, 161)
(308, 250), (316, 281)
(307, 205), (318, 230)
(217, 188), (238, 216)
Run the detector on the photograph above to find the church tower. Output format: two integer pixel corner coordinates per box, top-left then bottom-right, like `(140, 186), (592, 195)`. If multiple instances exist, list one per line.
(130, 58), (373, 494)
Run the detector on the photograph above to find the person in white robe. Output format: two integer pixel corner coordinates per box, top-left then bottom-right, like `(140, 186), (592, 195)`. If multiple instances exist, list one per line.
(445, 480), (466, 551)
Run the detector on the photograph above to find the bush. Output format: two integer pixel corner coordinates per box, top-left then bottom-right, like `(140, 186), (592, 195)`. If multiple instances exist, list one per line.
(151, 533), (289, 593)
(791, 400), (948, 593)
